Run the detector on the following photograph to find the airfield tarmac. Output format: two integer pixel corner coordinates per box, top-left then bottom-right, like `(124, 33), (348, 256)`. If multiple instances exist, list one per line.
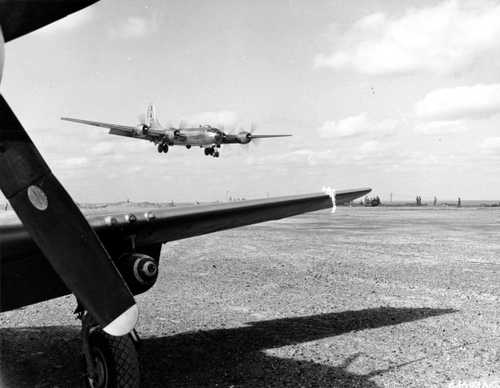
(1, 206), (499, 387)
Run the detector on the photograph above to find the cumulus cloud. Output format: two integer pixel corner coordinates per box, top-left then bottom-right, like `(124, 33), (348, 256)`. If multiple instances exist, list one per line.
(317, 113), (398, 138)
(315, 0), (500, 75)
(481, 137), (500, 151)
(415, 84), (500, 120)
(109, 17), (155, 39)
(414, 120), (468, 134)
(55, 157), (89, 169)
(90, 141), (115, 156)
(359, 140), (380, 154)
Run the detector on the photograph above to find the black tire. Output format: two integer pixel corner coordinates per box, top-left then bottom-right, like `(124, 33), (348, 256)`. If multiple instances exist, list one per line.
(86, 331), (140, 388)
(157, 144), (163, 153)
(204, 148), (210, 155)
(163, 144), (169, 153)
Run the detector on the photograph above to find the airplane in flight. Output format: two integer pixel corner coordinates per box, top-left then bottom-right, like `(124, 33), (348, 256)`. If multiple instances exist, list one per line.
(61, 104), (291, 158)
(0, 1), (370, 387)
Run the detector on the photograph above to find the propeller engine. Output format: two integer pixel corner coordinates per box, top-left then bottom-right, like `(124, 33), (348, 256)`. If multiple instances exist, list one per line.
(237, 131), (252, 144)
(117, 253), (159, 295)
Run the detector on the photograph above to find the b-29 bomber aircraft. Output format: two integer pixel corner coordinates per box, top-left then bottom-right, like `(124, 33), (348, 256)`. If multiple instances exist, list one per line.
(62, 104), (291, 158)
(0, 1), (370, 387)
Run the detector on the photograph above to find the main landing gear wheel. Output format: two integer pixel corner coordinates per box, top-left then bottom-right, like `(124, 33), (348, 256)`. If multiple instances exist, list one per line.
(80, 312), (140, 388)
(204, 147), (220, 157)
(157, 143), (169, 153)
(85, 330), (140, 388)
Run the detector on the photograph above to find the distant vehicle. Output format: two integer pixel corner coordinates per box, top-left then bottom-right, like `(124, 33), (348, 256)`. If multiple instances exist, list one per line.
(62, 104), (291, 158)
(363, 196), (381, 207)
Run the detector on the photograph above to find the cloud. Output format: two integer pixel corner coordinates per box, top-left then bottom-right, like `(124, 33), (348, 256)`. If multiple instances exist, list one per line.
(35, 8), (95, 35)
(258, 149), (336, 167)
(481, 137), (500, 151)
(414, 120), (468, 134)
(89, 141), (115, 156)
(109, 17), (155, 39)
(415, 84), (500, 120)
(315, 0), (500, 75)
(359, 140), (380, 154)
(55, 157), (89, 169)
(317, 113), (398, 138)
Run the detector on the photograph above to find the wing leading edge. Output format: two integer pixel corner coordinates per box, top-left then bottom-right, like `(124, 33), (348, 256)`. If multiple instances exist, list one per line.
(0, 187), (370, 311)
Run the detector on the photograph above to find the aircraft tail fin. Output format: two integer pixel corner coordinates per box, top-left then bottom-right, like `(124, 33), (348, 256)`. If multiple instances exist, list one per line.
(145, 103), (161, 129)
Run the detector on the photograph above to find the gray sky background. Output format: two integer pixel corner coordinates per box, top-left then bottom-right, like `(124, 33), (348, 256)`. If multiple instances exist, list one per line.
(1, 0), (499, 202)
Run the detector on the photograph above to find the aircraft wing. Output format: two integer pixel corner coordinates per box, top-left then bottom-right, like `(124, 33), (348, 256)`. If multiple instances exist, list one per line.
(61, 117), (142, 139)
(89, 188), (370, 245)
(0, 187), (370, 312)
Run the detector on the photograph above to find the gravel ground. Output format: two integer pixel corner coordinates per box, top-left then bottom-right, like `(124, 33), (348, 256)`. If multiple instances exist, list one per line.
(1, 206), (499, 387)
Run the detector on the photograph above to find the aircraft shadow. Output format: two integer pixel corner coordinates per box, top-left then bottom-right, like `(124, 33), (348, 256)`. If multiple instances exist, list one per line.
(0, 306), (456, 388)
(141, 306), (456, 387)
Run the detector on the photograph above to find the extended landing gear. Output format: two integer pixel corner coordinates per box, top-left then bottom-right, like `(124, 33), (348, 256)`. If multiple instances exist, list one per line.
(204, 146), (220, 158)
(157, 143), (169, 153)
(80, 312), (140, 388)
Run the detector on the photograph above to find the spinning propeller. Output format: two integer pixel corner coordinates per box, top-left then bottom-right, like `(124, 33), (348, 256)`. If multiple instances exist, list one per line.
(0, 1), (137, 336)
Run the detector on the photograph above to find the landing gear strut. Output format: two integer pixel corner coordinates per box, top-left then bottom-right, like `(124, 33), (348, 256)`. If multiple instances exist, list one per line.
(80, 312), (140, 388)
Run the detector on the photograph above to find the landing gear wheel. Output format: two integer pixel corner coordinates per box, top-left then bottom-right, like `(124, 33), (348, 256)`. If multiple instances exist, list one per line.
(186, 144), (191, 149)
(214, 151), (220, 157)
(204, 147), (210, 156)
(157, 144), (169, 153)
(85, 330), (140, 388)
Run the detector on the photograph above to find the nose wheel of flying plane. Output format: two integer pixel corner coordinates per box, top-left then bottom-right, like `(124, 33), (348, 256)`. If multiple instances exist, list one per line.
(157, 143), (169, 153)
(204, 146), (220, 157)
(80, 312), (140, 388)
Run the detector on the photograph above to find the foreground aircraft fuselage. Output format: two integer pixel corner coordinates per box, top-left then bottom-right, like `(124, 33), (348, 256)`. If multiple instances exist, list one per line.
(62, 104), (291, 158)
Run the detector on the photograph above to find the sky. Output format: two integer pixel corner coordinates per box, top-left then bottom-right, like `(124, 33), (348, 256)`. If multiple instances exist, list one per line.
(1, 0), (500, 203)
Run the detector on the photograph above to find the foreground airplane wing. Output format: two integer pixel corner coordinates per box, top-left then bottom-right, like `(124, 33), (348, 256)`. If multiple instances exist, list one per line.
(61, 117), (141, 138)
(0, 187), (370, 312)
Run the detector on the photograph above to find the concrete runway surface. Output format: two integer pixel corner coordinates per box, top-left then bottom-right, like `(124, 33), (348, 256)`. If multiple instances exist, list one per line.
(1, 207), (499, 387)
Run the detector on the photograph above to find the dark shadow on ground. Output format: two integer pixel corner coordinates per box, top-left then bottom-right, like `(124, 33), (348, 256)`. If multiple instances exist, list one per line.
(0, 306), (456, 387)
